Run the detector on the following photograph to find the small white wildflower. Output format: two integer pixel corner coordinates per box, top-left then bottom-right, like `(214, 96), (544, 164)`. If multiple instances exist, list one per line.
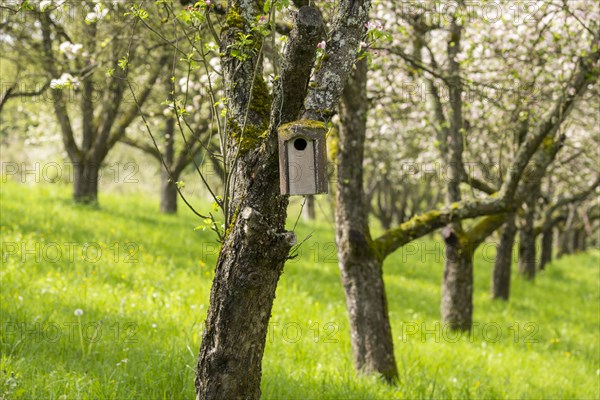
(74, 308), (84, 316)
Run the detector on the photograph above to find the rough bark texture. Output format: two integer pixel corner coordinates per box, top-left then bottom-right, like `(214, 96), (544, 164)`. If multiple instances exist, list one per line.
(492, 214), (517, 300)
(195, 2), (370, 398)
(539, 225), (553, 270)
(440, 227), (474, 331)
(195, 5), (298, 398)
(336, 58), (398, 382)
(519, 194), (537, 280)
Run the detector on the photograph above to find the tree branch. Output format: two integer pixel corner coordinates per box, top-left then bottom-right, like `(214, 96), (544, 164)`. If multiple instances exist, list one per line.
(500, 49), (600, 199)
(270, 6), (323, 127)
(119, 137), (162, 160)
(303, 0), (372, 121)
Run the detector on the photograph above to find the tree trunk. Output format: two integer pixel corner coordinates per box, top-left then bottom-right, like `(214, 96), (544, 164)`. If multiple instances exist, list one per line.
(575, 228), (587, 252)
(336, 58), (398, 382)
(557, 228), (571, 258)
(441, 227), (474, 331)
(539, 225), (553, 270)
(338, 247), (398, 381)
(160, 173), (178, 214)
(303, 195), (316, 221)
(492, 214), (516, 300)
(73, 160), (99, 204)
(160, 115), (177, 214)
(195, 2), (369, 397)
(518, 196), (537, 280)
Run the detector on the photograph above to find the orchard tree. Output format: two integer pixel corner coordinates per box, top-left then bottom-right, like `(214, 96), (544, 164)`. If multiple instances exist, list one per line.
(2, 1), (168, 203)
(133, 0), (376, 398)
(333, 0), (599, 381)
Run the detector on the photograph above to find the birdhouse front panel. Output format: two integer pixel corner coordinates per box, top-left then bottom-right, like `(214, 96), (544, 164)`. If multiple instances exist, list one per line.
(287, 137), (316, 195)
(278, 120), (328, 196)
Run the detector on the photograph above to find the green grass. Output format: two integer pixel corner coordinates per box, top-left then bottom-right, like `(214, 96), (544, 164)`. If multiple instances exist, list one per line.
(1, 180), (599, 399)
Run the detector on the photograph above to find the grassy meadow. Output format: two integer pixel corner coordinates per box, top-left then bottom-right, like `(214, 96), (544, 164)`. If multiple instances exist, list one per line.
(1, 180), (599, 399)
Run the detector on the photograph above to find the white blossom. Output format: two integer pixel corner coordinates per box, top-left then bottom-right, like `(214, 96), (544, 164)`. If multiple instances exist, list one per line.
(40, 0), (52, 11)
(85, 4), (109, 23)
(58, 41), (83, 60)
(50, 73), (80, 89)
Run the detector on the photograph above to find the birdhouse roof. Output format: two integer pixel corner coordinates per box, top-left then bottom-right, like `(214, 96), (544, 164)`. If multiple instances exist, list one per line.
(277, 120), (327, 142)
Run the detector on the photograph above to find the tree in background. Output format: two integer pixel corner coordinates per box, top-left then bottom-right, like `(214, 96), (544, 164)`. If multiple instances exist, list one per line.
(1, 2), (167, 203)
(333, 0), (599, 381)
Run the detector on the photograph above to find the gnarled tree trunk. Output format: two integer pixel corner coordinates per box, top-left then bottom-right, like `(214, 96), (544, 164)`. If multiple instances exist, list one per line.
(336, 58), (397, 382)
(492, 214), (516, 300)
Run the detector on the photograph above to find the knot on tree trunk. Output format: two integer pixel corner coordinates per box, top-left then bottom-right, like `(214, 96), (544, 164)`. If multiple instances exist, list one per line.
(242, 206), (296, 247)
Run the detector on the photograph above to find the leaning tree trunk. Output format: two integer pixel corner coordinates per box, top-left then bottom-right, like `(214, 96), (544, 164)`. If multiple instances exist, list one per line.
(160, 115), (177, 214)
(518, 196), (537, 280)
(336, 58), (398, 382)
(539, 225), (553, 270)
(441, 227), (474, 331)
(73, 159), (99, 204)
(492, 214), (516, 300)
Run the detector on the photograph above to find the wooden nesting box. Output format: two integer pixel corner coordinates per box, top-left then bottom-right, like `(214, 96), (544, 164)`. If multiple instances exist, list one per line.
(278, 121), (328, 195)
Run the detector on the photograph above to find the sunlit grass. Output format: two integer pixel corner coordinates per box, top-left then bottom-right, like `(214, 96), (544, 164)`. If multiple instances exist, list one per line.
(1, 180), (598, 399)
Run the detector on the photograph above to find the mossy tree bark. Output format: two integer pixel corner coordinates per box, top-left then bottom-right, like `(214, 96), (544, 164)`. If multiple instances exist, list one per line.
(492, 214), (517, 300)
(195, 2), (372, 399)
(336, 58), (398, 382)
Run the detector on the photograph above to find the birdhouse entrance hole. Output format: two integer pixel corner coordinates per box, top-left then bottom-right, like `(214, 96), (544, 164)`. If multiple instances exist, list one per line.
(294, 138), (308, 151)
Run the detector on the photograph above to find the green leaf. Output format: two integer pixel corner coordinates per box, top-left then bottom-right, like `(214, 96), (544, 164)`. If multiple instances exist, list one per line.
(117, 55), (129, 71)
